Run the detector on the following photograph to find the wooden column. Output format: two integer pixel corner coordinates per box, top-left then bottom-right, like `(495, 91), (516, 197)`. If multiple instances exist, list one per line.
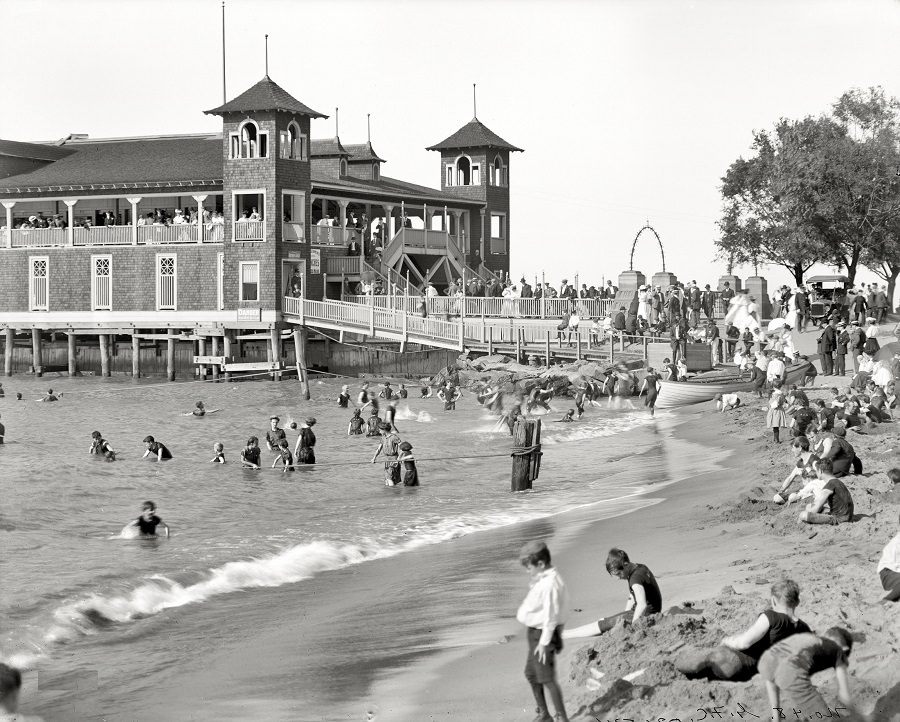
(576, 331), (582, 361)
(222, 331), (232, 381)
(487, 326), (494, 355)
(211, 336), (220, 381)
(545, 331), (551, 368)
(198, 337), (207, 379)
(132, 334), (140, 379)
(515, 328), (522, 363)
(68, 333), (77, 376)
(293, 327), (310, 400)
(270, 328), (281, 381)
(5, 328), (14, 376)
(511, 418), (542, 492)
(167, 329), (176, 381)
(31, 329), (42, 377)
(99, 334), (110, 377)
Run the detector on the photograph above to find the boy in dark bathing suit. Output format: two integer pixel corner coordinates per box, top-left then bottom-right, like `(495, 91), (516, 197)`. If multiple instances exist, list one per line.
(126, 501), (170, 537)
(562, 548), (662, 639)
(141, 435), (172, 461)
(89, 430), (116, 460)
(265, 416), (287, 452)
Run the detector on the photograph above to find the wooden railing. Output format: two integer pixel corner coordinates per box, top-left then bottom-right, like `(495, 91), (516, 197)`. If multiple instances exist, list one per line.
(138, 224), (201, 244)
(339, 295), (616, 319)
(75, 225), (133, 246)
(283, 222), (304, 242)
(312, 225), (361, 247)
(326, 255), (362, 275)
(9, 228), (66, 247)
(233, 220), (265, 241)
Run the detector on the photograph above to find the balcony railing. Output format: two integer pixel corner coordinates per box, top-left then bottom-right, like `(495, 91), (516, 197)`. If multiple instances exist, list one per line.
(206, 223), (225, 242)
(311, 225), (361, 247)
(233, 220), (265, 241)
(138, 224), (200, 244)
(74, 225), (134, 246)
(9, 228), (66, 247)
(326, 255), (363, 275)
(339, 295), (616, 319)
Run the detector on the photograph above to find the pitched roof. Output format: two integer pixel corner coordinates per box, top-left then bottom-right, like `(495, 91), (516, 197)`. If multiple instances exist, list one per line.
(343, 142), (385, 163)
(204, 76), (327, 118)
(311, 172), (482, 207)
(310, 138), (349, 157)
(426, 118), (523, 153)
(0, 139), (76, 162)
(0, 135), (223, 192)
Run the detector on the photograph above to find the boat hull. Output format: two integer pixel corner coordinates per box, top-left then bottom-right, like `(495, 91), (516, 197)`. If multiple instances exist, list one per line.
(655, 363), (811, 409)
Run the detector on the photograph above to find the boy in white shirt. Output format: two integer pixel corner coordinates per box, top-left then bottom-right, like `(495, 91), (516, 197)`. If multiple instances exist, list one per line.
(516, 541), (570, 722)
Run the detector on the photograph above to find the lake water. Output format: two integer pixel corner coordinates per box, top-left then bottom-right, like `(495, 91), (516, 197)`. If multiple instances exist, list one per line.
(0, 374), (725, 721)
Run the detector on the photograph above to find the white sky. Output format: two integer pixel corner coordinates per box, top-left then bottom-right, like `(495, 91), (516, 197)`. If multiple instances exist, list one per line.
(2, 0), (899, 303)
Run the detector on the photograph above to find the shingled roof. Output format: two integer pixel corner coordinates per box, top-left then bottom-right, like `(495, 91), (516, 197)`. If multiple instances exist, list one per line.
(310, 138), (349, 157)
(205, 76), (327, 118)
(0, 139), (76, 162)
(343, 142), (385, 163)
(0, 135), (223, 193)
(426, 118), (523, 153)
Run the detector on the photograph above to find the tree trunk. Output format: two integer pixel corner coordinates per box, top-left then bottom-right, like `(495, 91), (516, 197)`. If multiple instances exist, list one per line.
(791, 263), (805, 286)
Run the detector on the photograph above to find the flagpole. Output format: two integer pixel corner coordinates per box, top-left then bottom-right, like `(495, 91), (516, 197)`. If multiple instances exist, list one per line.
(221, 1), (227, 103)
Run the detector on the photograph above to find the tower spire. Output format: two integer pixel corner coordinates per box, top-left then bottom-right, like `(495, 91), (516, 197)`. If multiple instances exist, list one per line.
(367, 113), (371, 144)
(264, 34), (269, 77)
(472, 83), (478, 121)
(335, 108), (339, 139)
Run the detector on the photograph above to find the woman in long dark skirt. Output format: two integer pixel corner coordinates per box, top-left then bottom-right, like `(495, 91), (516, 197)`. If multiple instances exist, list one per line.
(398, 441), (419, 486)
(294, 417), (317, 464)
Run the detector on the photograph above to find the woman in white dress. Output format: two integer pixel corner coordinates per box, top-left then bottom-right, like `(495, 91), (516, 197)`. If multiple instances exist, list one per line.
(638, 286), (651, 322)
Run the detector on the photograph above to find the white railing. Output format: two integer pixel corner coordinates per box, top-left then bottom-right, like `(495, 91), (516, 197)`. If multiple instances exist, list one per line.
(283, 222), (304, 242)
(326, 255), (363, 275)
(74, 225), (133, 246)
(233, 220), (265, 242)
(406, 314), (460, 343)
(283, 295), (303, 316)
(139, 224), (199, 245)
(339, 295), (616, 319)
(303, 299), (372, 327)
(206, 223), (225, 242)
(312, 225), (361, 247)
(9, 228), (67, 247)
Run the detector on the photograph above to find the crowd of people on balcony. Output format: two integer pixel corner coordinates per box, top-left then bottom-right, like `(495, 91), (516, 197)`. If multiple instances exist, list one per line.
(9, 212), (67, 230)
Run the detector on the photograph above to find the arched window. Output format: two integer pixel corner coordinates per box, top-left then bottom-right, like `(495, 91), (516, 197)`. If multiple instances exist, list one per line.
(373, 164), (380, 181)
(280, 121), (306, 160)
(340, 158), (348, 176)
(231, 120), (268, 159)
(456, 156), (471, 186)
(492, 155), (506, 186)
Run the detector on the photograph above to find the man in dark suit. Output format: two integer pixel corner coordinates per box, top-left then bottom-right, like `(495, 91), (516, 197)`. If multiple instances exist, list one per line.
(669, 314), (687, 364)
(795, 287), (808, 332)
(820, 317), (837, 376)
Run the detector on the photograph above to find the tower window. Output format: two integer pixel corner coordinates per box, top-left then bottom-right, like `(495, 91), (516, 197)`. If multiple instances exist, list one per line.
(491, 155), (507, 186)
(280, 122), (307, 160)
(373, 164), (380, 181)
(445, 164), (454, 187)
(340, 158), (348, 176)
(230, 120), (269, 159)
(456, 156), (471, 186)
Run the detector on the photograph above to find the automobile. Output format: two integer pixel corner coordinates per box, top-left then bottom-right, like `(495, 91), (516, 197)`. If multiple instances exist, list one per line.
(806, 274), (851, 326)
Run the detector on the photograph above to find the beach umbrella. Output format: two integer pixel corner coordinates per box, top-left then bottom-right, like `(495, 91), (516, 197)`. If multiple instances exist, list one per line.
(767, 317), (787, 333)
(874, 341), (900, 362)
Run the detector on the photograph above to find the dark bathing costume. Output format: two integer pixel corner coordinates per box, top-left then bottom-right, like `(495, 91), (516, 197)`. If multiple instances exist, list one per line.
(137, 514), (161, 536)
(242, 446), (261, 465)
(147, 441), (172, 459)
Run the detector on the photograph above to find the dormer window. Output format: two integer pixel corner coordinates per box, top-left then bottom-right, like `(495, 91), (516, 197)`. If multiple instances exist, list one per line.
(280, 122), (307, 160)
(230, 120), (268, 159)
(491, 155), (507, 186)
(373, 164), (380, 181)
(454, 155), (480, 186)
(340, 158), (348, 176)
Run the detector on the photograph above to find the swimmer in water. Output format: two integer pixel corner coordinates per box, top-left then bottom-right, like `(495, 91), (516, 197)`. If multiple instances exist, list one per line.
(337, 385), (350, 408)
(348, 408), (365, 435)
(265, 416), (287, 452)
(383, 401), (400, 433)
(556, 409), (575, 423)
(272, 437), (294, 472)
(366, 408), (382, 436)
(420, 384), (432, 399)
(41, 389), (60, 402)
(15, 392), (22, 401)
(240, 436), (261, 469)
(125, 500), (170, 538)
(182, 401), (219, 416)
(210, 442), (225, 463)
(0, 382), (4, 397)
(89, 430), (116, 460)
(398, 383), (408, 399)
(141, 435), (173, 461)
(0, 413), (4, 444)
(379, 382), (396, 401)
(398, 441), (419, 486)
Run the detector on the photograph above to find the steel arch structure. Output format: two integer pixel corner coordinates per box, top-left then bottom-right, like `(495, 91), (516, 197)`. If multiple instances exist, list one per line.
(629, 224), (665, 273)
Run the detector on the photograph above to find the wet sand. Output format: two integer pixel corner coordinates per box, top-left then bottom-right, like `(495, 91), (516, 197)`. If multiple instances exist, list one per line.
(380, 395), (900, 721)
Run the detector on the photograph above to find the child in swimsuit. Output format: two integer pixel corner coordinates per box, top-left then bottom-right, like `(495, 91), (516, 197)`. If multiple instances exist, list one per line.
(142, 435), (172, 461)
(272, 438), (294, 472)
(126, 501), (170, 538)
(193, 401), (206, 417)
(240, 436), (261, 469)
(556, 410), (575, 422)
(398, 383), (408, 399)
(337, 385), (350, 408)
(348, 409), (365, 435)
(398, 441), (419, 486)
(210, 442), (225, 463)
(89, 430), (116, 460)
(366, 408), (382, 436)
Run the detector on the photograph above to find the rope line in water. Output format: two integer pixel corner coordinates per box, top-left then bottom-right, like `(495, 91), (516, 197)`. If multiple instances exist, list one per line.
(248, 450), (520, 470)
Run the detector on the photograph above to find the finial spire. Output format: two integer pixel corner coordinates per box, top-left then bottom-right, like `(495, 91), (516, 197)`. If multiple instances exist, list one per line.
(367, 113), (371, 144)
(472, 83), (478, 121)
(264, 34), (269, 77)
(335, 108), (339, 139)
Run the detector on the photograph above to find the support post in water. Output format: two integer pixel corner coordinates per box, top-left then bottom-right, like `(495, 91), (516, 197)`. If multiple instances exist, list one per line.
(32, 328), (42, 377)
(197, 337), (207, 379)
(131, 334), (140, 379)
(223, 331), (232, 381)
(4, 328), (13, 376)
(211, 335), (220, 381)
(99, 333), (110, 377)
(293, 326), (311, 400)
(68, 332), (77, 377)
(166, 329), (176, 381)
(511, 418), (542, 492)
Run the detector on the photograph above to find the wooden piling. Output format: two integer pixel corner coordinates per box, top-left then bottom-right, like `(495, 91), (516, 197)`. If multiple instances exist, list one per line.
(515, 328), (522, 363)
(198, 337), (207, 379)
(511, 418), (542, 492)
(99, 334), (110, 377)
(132, 334), (140, 379)
(222, 331), (232, 381)
(576, 331), (582, 360)
(4, 328), (12, 376)
(545, 331), (551, 368)
(488, 326), (494, 355)
(211, 336), (220, 381)
(293, 326), (311, 400)
(270, 328), (280, 381)
(68, 333), (77, 377)
(31, 328), (42, 377)
(167, 329), (176, 381)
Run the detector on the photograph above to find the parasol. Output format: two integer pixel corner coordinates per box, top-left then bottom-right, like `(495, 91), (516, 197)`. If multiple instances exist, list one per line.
(874, 341), (900, 362)
(766, 318), (787, 333)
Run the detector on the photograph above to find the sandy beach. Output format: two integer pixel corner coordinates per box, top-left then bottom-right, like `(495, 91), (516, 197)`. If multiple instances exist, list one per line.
(376, 346), (900, 720)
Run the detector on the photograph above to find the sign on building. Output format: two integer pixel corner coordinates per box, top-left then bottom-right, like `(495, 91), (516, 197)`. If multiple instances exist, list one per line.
(310, 248), (321, 274)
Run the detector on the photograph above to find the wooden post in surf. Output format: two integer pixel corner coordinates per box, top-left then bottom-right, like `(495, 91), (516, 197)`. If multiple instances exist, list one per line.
(545, 331), (551, 368)
(293, 326), (311, 400)
(487, 325), (494, 355)
(166, 329), (176, 381)
(197, 336), (207, 379)
(31, 328), (42, 377)
(576, 330), (581, 360)
(511, 418), (542, 492)
(4, 328), (13, 376)
(131, 334), (140, 379)
(222, 331), (232, 381)
(270, 327), (281, 381)
(211, 335), (220, 381)
(516, 327), (522, 363)
(609, 334), (614, 363)
(99, 334), (110, 377)
(68, 332), (77, 377)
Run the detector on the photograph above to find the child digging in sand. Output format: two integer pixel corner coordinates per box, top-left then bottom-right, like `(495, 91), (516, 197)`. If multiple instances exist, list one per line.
(515, 541), (570, 722)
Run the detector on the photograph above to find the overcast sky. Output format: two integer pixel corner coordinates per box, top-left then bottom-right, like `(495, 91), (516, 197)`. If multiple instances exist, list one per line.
(2, 0), (898, 302)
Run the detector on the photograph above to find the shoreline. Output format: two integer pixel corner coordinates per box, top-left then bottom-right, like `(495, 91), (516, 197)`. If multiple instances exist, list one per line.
(373, 396), (900, 721)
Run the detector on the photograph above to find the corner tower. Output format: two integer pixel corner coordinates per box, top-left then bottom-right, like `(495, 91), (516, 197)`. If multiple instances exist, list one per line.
(205, 76), (326, 311)
(427, 117), (522, 276)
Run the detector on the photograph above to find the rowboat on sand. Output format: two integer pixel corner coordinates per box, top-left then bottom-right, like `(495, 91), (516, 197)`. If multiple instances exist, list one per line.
(654, 362), (812, 409)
